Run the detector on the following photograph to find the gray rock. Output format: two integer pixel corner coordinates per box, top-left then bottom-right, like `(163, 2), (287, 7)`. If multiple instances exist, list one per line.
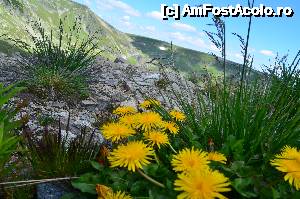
(3, 55), (197, 142)
(114, 57), (126, 64)
(36, 183), (69, 199)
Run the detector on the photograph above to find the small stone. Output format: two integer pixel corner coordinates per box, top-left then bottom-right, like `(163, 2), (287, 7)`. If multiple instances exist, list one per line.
(81, 100), (97, 106)
(114, 57), (126, 64)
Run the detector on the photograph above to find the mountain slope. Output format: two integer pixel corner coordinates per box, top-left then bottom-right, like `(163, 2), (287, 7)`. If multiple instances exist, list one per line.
(0, 0), (143, 60)
(0, 0), (246, 77)
(129, 34), (244, 77)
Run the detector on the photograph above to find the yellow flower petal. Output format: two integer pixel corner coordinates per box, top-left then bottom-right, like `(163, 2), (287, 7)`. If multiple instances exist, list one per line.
(135, 112), (163, 132)
(140, 99), (161, 109)
(163, 121), (179, 135)
(144, 131), (169, 148)
(170, 110), (186, 122)
(113, 106), (137, 116)
(271, 145), (300, 190)
(102, 122), (136, 142)
(208, 151), (227, 164)
(174, 169), (231, 199)
(108, 141), (154, 172)
(172, 148), (209, 173)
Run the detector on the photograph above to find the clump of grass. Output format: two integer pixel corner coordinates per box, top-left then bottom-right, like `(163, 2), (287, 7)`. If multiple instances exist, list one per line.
(28, 66), (89, 100)
(7, 18), (102, 103)
(3, 0), (24, 12)
(22, 115), (101, 178)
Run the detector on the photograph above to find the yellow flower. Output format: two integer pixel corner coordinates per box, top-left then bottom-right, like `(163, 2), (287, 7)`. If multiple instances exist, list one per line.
(119, 114), (138, 128)
(96, 184), (113, 199)
(96, 185), (132, 199)
(271, 145), (300, 190)
(145, 131), (169, 148)
(102, 123), (136, 142)
(163, 121), (179, 135)
(140, 99), (161, 109)
(113, 106), (137, 116)
(108, 141), (154, 172)
(170, 110), (186, 122)
(104, 191), (132, 199)
(208, 152), (227, 164)
(172, 148), (209, 173)
(174, 169), (231, 199)
(135, 112), (163, 132)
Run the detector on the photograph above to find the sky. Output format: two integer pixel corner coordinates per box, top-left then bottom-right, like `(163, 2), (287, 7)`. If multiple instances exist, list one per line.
(74, 0), (299, 70)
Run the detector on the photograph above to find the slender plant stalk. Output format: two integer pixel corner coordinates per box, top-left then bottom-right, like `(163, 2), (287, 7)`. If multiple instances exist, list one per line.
(169, 144), (177, 154)
(137, 169), (165, 188)
(0, 177), (79, 186)
(240, 0), (255, 92)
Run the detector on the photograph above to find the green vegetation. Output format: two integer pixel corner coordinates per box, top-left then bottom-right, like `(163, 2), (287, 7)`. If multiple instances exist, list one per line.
(0, 83), (24, 175)
(0, 0), (142, 63)
(0, 40), (23, 55)
(0, 84), (24, 198)
(0, 0), (299, 198)
(129, 34), (245, 77)
(7, 19), (100, 102)
(69, 16), (300, 198)
(127, 56), (138, 65)
(3, 0), (24, 12)
(23, 118), (101, 178)
(0, 0), (248, 78)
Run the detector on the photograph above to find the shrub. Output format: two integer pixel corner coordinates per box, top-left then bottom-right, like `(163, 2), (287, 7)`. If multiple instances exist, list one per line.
(7, 18), (101, 102)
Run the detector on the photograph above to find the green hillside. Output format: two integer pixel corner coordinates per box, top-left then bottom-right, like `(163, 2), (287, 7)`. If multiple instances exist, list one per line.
(0, 0), (246, 77)
(0, 0), (143, 60)
(129, 34), (243, 77)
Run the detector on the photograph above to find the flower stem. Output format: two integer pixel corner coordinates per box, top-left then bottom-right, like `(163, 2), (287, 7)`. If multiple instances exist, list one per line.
(137, 169), (165, 188)
(169, 144), (177, 154)
(154, 152), (160, 164)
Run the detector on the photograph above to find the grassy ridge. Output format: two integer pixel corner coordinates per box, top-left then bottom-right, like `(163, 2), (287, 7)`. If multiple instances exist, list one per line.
(0, 0), (143, 60)
(0, 0), (248, 77)
(129, 34), (244, 76)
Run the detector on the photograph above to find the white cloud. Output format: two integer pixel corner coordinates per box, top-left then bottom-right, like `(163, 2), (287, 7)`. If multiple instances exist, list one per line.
(208, 43), (220, 52)
(260, 50), (274, 56)
(193, 38), (206, 48)
(170, 32), (212, 51)
(249, 47), (256, 53)
(123, 21), (132, 27)
(171, 22), (197, 32)
(123, 16), (130, 21)
(234, 53), (244, 60)
(147, 11), (163, 20)
(198, 31), (206, 37)
(170, 32), (190, 41)
(97, 0), (140, 17)
(145, 26), (156, 32)
(83, 0), (91, 6)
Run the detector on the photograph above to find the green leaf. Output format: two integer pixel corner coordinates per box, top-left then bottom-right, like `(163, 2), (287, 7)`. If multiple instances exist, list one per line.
(90, 161), (103, 171)
(71, 182), (96, 194)
(232, 177), (258, 198)
(271, 187), (281, 199)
